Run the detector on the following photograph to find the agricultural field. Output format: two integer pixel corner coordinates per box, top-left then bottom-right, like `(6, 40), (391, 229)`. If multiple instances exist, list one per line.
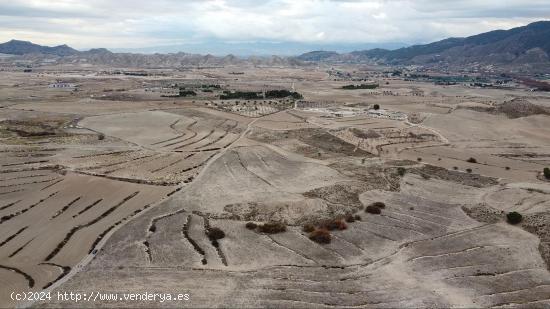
(0, 63), (549, 308)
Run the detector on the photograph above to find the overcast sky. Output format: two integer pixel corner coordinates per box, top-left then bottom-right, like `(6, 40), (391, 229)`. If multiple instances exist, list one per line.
(0, 0), (548, 51)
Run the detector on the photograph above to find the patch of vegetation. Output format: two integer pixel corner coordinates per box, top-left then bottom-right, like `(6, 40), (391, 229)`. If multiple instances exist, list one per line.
(206, 227), (225, 241)
(220, 91), (263, 100)
(309, 228), (331, 244)
(370, 202), (386, 209)
(354, 214), (362, 221)
(507, 211), (523, 225)
(245, 222), (257, 230)
(467, 157), (478, 163)
(366, 205), (382, 214)
(342, 84), (379, 90)
(544, 167), (550, 180)
(98, 133), (105, 140)
(258, 222), (287, 234)
(320, 218), (347, 231)
(179, 90), (197, 97)
(466, 168), (473, 173)
(264, 90), (303, 99)
(397, 167), (407, 176)
(365, 201), (385, 214)
(373, 104), (380, 110)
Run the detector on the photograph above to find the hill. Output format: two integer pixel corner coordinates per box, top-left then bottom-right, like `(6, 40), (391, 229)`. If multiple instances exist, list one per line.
(0, 40), (79, 56)
(298, 21), (550, 66)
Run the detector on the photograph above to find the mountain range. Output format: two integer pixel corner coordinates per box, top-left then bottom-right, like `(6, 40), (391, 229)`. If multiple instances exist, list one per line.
(1, 21), (549, 68)
(297, 21), (550, 66)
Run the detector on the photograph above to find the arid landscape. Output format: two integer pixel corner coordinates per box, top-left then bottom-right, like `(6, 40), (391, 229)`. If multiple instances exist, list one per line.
(1, 12), (550, 309)
(0, 58), (549, 308)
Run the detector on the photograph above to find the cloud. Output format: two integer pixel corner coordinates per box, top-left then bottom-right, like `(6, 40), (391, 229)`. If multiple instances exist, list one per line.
(0, 0), (548, 50)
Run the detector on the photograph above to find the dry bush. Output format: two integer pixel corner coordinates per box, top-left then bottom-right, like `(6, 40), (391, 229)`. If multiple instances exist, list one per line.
(207, 227), (225, 241)
(258, 222), (287, 234)
(507, 212), (523, 225)
(309, 228), (331, 244)
(370, 202), (386, 209)
(321, 219), (348, 231)
(366, 205), (382, 214)
(245, 222), (257, 230)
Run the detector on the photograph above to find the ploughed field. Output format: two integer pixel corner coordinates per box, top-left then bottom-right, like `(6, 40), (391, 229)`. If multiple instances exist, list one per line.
(0, 67), (549, 308)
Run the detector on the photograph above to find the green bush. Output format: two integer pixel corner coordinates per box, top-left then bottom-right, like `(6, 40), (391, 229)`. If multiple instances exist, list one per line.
(506, 212), (523, 225)
(544, 167), (550, 180)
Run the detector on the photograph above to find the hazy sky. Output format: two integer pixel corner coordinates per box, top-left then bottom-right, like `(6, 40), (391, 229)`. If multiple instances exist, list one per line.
(0, 0), (548, 50)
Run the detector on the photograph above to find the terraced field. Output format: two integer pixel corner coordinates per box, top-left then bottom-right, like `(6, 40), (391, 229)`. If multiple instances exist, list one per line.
(1, 66), (550, 308)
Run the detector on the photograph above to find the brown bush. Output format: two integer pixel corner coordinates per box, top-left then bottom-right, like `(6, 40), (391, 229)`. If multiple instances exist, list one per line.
(366, 205), (382, 214)
(258, 222), (287, 234)
(321, 219), (347, 231)
(245, 222), (257, 230)
(309, 228), (331, 244)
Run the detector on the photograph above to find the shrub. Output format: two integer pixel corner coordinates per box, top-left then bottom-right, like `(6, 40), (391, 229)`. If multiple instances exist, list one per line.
(245, 222), (257, 230)
(258, 222), (287, 234)
(366, 205), (382, 214)
(467, 157), (477, 163)
(417, 157), (422, 162)
(506, 211), (523, 225)
(309, 228), (331, 244)
(544, 167), (550, 180)
(206, 227), (225, 241)
(302, 224), (315, 233)
(466, 168), (473, 173)
(321, 219), (347, 231)
(98, 133), (105, 140)
(505, 166), (510, 170)
(373, 104), (380, 110)
(354, 214), (362, 221)
(397, 167), (406, 176)
(370, 202), (386, 209)
(453, 166), (458, 170)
